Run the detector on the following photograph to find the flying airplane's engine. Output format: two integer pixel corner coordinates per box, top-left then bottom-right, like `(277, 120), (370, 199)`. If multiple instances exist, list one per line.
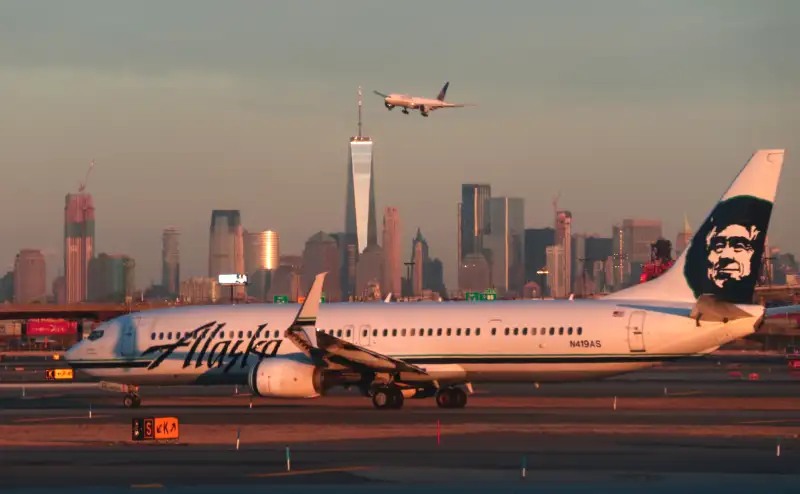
(247, 358), (326, 399)
(384, 102), (394, 110)
(419, 105), (429, 117)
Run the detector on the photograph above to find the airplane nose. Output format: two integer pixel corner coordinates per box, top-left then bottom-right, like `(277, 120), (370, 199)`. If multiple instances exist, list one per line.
(65, 342), (80, 363)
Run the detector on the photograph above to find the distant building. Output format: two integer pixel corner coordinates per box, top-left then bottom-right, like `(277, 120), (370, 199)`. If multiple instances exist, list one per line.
(88, 254), (135, 303)
(485, 197), (525, 297)
(345, 90), (377, 255)
(555, 210), (572, 294)
(180, 276), (219, 304)
(162, 227), (180, 297)
(546, 245), (566, 298)
(356, 244), (385, 299)
(52, 276), (65, 304)
(302, 232), (341, 302)
(244, 230), (279, 273)
(675, 213), (692, 257)
(64, 193), (95, 303)
(382, 207), (402, 298)
(13, 249), (46, 304)
(208, 210), (245, 300)
(524, 228), (555, 291)
(0, 271), (14, 303)
(458, 252), (491, 293)
(460, 184), (491, 259)
(621, 218), (663, 286)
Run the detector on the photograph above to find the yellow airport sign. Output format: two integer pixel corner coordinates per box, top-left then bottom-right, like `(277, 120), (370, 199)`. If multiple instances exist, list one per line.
(44, 368), (74, 380)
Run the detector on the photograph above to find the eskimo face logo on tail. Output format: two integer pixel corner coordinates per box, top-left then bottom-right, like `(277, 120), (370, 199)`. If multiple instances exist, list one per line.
(141, 322), (282, 372)
(684, 196), (772, 304)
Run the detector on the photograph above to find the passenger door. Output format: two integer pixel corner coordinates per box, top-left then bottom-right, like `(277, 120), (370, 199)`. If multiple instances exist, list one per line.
(120, 317), (138, 357)
(359, 324), (371, 346)
(627, 311), (646, 352)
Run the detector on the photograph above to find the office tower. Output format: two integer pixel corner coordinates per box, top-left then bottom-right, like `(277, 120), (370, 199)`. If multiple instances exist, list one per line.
(244, 230), (279, 273)
(88, 253), (135, 303)
(180, 277), (219, 304)
(302, 232), (341, 301)
(675, 213), (692, 257)
(161, 227), (180, 296)
(64, 193), (95, 303)
(610, 225), (627, 289)
(546, 245), (566, 298)
(0, 271), (14, 302)
(411, 229), (429, 296)
(460, 184), (491, 259)
(458, 253), (491, 293)
(344, 87), (377, 255)
(13, 249), (46, 304)
(457, 202), (462, 267)
(584, 235), (613, 292)
(524, 228), (555, 285)
(573, 233), (587, 296)
(52, 276), (66, 304)
(555, 210), (572, 294)
(621, 218), (663, 285)
(208, 210), (245, 299)
(356, 244), (385, 299)
(382, 207), (402, 297)
(486, 197), (525, 296)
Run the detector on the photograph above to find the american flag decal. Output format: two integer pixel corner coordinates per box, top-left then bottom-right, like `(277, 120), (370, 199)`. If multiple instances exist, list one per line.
(612, 310), (625, 317)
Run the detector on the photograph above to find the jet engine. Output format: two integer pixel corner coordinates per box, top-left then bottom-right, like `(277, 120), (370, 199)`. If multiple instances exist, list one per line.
(247, 358), (326, 399)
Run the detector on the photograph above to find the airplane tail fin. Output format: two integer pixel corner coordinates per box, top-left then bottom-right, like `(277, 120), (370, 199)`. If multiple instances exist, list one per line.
(437, 82), (449, 101)
(606, 149), (785, 305)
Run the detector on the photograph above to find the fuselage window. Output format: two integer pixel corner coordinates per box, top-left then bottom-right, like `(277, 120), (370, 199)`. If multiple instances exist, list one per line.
(410, 328), (415, 336)
(568, 327), (573, 335)
(514, 328), (519, 336)
(577, 327), (583, 335)
(504, 328), (510, 336)
(159, 332), (164, 340)
(437, 328), (442, 336)
(346, 329), (351, 338)
(522, 328), (528, 336)
(362, 329), (368, 337)
(247, 331), (252, 338)
(491, 328), (496, 336)
(446, 328), (452, 336)
(465, 328), (470, 336)
(150, 332), (156, 340)
(402, 329), (407, 337)
(559, 327), (564, 335)
(456, 328), (461, 336)
(428, 328), (433, 336)
(392, 329), (397, 337)
(167, 332), (172, 340)
(540, 328), (546, 335)
(383, 329), (388, 337)
(476, 328), (481, 336)
(549, 327), (555, 335)
(88, 330), (105, 341)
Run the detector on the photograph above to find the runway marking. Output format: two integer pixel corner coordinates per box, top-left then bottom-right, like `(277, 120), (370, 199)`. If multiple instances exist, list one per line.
(738, 419), (799, 425)
(248, 466), (371, 478)
(665, 391), (703, 397)
(131, 484), (163, 488)
(14, 415), (110, 423)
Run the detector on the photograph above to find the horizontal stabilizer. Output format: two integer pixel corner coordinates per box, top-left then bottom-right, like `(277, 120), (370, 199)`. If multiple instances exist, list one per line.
(689, 294), (755, 324)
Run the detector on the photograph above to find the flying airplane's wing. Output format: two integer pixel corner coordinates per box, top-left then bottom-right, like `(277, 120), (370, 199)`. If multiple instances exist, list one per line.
(373, 90), (390, 98)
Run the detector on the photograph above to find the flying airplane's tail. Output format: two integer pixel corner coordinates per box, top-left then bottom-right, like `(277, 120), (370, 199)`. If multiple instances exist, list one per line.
(606, 149), (785, 305)
(437, 82), (449, 101)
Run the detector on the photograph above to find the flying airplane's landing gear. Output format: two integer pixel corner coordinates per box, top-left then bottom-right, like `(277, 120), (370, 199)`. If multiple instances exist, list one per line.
(401, 108), (410, 115)
(371, 386), (404, 409)
(385, 102), (394, 110)
(420, 111), (429, 117)
(435, 387), (467, 409)
(123, 392), (142, 408)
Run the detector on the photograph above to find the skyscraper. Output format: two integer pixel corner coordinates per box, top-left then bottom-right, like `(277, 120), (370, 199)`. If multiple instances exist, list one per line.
(302, 232), (341, 301)
(208, 210), (245, 299)
(344, 86), (377, 255)
(64, 193), (95, 303)
(88, 253), (135, 303)
(244, 230), (279, 273)
(162, 227), (180, 296)
(13, 249), (46, 304)
(555, 210), (572, 294)
(382, 207), (402, 298)
(486, 197), (525, 296)
(411, 229), (428, 296)
(546, 245), (566, 298)
(460, 184), (491, 259)
(675, 213), (692, 257)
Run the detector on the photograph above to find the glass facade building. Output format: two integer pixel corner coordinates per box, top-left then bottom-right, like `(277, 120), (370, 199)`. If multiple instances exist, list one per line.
(345, 137), (377, 254)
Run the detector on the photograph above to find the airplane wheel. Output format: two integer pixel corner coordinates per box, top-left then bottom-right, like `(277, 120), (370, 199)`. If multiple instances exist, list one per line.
(372, 387), (403, 409)
(123, 394), (141, 408)
(436, 388), (467, 409)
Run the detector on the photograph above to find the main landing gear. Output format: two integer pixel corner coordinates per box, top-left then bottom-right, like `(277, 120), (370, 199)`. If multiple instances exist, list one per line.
(401, 108), (410, 115)
(372, 386), (404, 409)
(435, 387), (467, 409)
(123, 391), (142, 408)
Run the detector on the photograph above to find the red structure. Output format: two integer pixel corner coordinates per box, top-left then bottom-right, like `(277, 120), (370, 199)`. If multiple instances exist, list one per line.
(640, 239), (675, 283)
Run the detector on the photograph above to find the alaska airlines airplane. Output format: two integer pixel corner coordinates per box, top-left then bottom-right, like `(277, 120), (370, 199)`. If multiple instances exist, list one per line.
(65, 149), (785, 410)
(373, 81), (473, 117)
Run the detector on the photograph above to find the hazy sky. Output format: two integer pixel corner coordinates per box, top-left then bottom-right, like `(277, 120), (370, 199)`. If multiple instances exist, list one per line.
(1, 0), (797, 291)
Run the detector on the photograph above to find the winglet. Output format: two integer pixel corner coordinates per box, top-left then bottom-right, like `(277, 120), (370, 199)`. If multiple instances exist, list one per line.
(285, 272), (327, 359)
(384, 293), (392, 303)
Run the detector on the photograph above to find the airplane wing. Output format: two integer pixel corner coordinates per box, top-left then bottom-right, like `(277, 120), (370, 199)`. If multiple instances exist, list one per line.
(284, 271), (427, 375)
(373, 90), (390, 98)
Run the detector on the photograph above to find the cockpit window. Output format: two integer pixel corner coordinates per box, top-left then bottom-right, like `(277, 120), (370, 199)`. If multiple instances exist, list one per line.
(87, 330), (105, 341)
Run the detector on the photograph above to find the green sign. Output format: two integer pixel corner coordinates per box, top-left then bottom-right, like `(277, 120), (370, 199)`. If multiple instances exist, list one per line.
(484, 288), (496, 301)
(466, 292), (481, 301)
(273, 295), (288, 304)
(321, 293), (326, 303)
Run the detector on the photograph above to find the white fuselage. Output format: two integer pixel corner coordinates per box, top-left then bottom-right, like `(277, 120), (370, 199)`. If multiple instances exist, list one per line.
(65, 298), (761, 387)
(385, 94), (450, 110)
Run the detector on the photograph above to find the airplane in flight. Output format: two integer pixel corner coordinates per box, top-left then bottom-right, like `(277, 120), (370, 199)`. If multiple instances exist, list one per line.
(373, 81), (473, 117)
(65, 149), (785, 410)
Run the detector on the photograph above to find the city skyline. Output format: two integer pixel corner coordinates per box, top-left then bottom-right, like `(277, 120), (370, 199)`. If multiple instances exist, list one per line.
(0, 1), (796, 291)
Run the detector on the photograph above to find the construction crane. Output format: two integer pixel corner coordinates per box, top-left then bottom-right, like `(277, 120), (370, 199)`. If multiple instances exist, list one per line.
(78, 158), (95, 193)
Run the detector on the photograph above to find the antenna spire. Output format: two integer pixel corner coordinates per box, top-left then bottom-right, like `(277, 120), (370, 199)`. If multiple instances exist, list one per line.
(357, 85), (363, 138)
